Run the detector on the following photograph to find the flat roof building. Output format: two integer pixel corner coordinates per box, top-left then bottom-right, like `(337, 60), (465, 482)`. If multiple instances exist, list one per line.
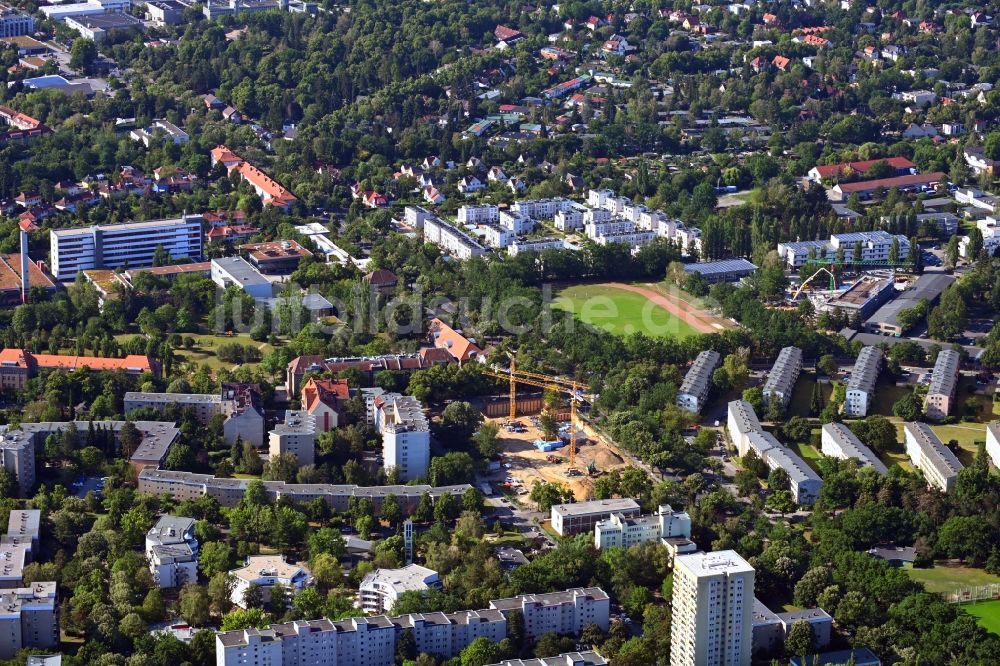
(50, 215), (203, 281)
(145, 515), (198, 588)
(269, 410), (316, 467)
(865, 273), (954, 336)
(763, 346), (802, 412)
(676, 350), (721, 414)
(3, 510), (39, 553)
(358, 564), (441, 614)
(230, 555), (312, 609)
(485, 653), (606, 666)
(844, 346), (882, 417)
(63, 13), (144, 41)
(827, 277), (896, 322)
(821, 423), (889, 474)
(240, 239), (312, 274)
(210, 256), (273, 299)
(594, 504), (692, 552)
(489, 587), (610, 640)
(671, 550), (754, 666)
(0, 582), (58, 659)
(550, 498), (641, 536)
(903, 422), (963, 492)
(683, 258), (758, 283)
(373, 392), (430, 482)
(925, 349), (961, 421)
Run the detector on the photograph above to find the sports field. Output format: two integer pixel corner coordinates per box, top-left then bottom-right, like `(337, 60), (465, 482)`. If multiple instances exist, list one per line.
(962, 600), (1000, 635)
(552, 284), (701, 339)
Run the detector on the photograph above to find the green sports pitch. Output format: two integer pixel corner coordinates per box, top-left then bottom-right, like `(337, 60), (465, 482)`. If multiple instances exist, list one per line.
(551, 284), (700, 339)
(962, 600), (1000, 635)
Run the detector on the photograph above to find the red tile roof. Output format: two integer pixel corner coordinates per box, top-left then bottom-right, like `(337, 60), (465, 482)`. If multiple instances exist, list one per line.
(428, 318), (482, 362)
(835, 171), (946, 193)
(812, 157), (916, 180)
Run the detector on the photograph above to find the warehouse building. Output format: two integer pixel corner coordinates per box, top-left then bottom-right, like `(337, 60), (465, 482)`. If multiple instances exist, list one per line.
(826, 277), (896, 323)
(682, 258), (758, 284)
(865, 273), (954, 336)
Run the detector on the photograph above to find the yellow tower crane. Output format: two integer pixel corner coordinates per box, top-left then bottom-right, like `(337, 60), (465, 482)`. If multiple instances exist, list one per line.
(484, 359), (583, 466)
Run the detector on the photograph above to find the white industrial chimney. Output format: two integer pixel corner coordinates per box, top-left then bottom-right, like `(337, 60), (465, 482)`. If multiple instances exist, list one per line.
(18, 220), (37, 303)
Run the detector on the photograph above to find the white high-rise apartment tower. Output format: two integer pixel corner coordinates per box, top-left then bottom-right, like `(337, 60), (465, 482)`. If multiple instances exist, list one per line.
(670, 550), (754, 666)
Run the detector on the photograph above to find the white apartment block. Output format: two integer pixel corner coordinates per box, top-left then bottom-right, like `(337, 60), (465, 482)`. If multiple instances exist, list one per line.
(214, 588), (609, 666)
(829, 231), (910, 263)
(484, 653), (606, 666)
(3, 511), (39, 555)
(554, 208), (585, 231)
(456, 204), (498, 225)
(512, 198), (574, 220)
(925, 349), (960, 421)
(0, 431), (36, 497)
(145, 515), (198, 588)
(482, 223), (516, 248)
(269, 410), (316, 467)
(50, 215), (203, 281)
(587, 189), (615, 209)
(508, 238), (570, 256)
(987, 422), (1000, 470)
(844, 347), (882, 417)
(373, 393), (430, 482)
(0, 5), (34, 37)
(358, 564), (441, 614)
(582, 208), (611, 226)
(230, 555), (313, 609)
(726, 400), (762, 456)
(593, 230), (656, 247)
(489, 588), (610, 640)
(594, 504), (692, 550)
(670, 550), (754, 666)
(776, 240), (833, 268)
(820, 423), (888, 474)
(499, 210), (536, 234)
(404, 205), (434, 229)
(0, 582), (58, 660)
(423, 215), (487, 259)
(762, 346), (802, 411)
(744, 431), (822, 505)
(903, 422), (963, 492)
(216, 610), (506, 666)
(677, 350), (721, 414)
(550, 498), (641, 536)
(585, 218), (633, 240)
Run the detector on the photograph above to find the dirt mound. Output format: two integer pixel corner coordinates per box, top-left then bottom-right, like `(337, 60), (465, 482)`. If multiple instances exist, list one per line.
(566, 477), (594, 500)
(592, 449), (625, 467)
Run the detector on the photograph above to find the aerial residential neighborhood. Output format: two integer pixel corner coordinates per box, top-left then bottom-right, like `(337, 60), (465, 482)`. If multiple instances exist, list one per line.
(1, 0), (1000, 665)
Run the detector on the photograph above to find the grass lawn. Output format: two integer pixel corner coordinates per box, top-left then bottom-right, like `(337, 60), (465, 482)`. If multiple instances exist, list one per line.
(868, 376), (912, 416)
(552, 284), (700, 339)
(905, 564), (1000, 595)
(889, 419), (986, 467)
(787, 441), (824, 472)
(116, 331), (277, 372)
(962, 599), (1000, 635)
(787, 373), (833, 418)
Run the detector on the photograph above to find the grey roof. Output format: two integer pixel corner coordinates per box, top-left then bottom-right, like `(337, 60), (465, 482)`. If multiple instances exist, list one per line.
(821, 423), (889, 474)
(679, 350), (721, 398)
(489, 587), (609, 612)
(146, 515), (196, 546)
(928, 349), (960, 397)
(903, 273), (954, 302)
(484, 652), (607, 666)
(776, 607), (832, 624)
(682, 258), (758, 276)
(550, 498), (640, 517)
(211, 256), (270, 287)
(126, 391), (222, 405)
(763, 346), (802, 397)
(764, 445), (822, 487)
(272, 410), (316, 436)
(904, 422), (963, 478)
(727, 400), (761, 436)
(752, 597), (781, 627)
(847, 346), (882, 395)
(6, 510), (40, 539)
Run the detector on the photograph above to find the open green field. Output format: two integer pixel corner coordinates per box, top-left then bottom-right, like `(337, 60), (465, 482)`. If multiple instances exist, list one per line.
(552, 284), (700, 339)
(115, 331), (276, 372)
(787, 373), (833, 418)
(905, 564), (1000, 595)
(962, 600), (1000, 635)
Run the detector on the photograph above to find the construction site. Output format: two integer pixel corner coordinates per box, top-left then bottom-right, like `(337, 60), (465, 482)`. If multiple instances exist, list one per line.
(490, 415), (631, 500)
